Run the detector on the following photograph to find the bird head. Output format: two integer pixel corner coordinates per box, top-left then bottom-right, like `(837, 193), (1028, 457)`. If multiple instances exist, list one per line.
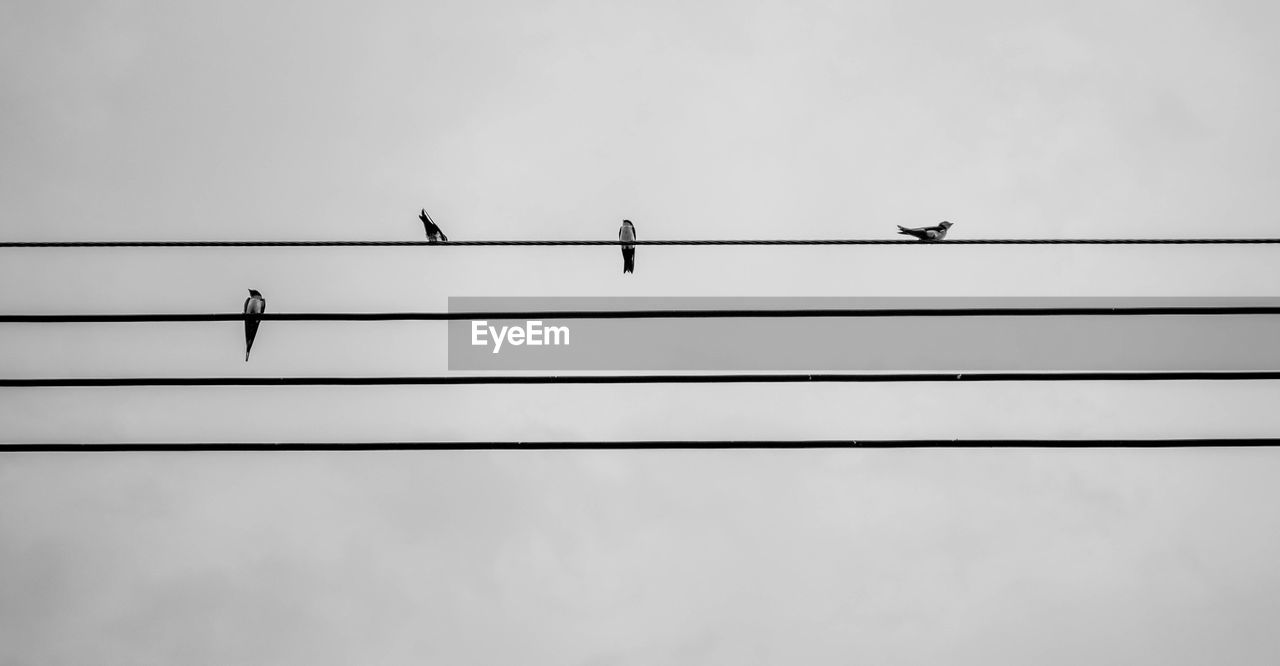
(248, 289), (261, 297)
(939, 221), (953, 228)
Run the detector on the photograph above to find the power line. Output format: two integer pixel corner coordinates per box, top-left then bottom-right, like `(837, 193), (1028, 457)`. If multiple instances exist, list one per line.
(4, 238), (1280, 248)
(4, 371), (1280, 387)
(3, 438), (1278, 451)
(6, 305), (1280, 323)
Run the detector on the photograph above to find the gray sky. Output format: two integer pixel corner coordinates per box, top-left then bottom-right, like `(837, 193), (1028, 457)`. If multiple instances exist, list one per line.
(3, 0), (1280, 663)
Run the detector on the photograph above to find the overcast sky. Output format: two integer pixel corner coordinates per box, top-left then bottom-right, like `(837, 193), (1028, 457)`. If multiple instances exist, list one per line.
(3, 0), (1280, 663)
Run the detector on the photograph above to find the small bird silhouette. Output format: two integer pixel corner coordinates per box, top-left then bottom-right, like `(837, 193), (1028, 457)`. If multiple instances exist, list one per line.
(618, 220), (636, 274)
(244, 289), (266, 362)
(897, 221), (953, 241)
(418, 208), (448, 243)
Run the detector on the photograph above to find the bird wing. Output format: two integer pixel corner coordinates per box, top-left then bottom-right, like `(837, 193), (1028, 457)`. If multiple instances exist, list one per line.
(420, 210), (447, 241)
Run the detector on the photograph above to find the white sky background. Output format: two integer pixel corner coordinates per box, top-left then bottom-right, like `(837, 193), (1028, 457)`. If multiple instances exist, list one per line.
(3, 0), (1280, 663)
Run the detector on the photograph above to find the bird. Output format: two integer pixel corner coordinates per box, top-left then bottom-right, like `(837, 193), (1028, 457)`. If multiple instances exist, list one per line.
(418, 208), (448, 242)
(897, 221), (953, 241)
(244, 289), (266, 362)
(618, 220), (636, 274)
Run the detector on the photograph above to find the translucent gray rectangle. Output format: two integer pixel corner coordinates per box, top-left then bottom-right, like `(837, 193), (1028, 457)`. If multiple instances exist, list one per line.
(448, 297), (1280, 371)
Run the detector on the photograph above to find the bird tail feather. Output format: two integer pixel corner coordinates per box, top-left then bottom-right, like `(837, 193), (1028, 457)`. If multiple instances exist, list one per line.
(245, 321), (259, 362)
(622, 249), (635, 274)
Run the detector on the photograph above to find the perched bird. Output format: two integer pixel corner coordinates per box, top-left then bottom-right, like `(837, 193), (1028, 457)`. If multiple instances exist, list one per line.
(418, 208), (448, 242)
(897, 220), (953, 241)
(244, 289), (266, 362)
(618, 220), (636, 274)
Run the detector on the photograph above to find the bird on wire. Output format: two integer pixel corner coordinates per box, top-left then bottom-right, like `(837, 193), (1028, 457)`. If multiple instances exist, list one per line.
(619, 219), (636, 274)
(896, 220), (953, 241)
(418, 208), (448, 242)
(244, 289), (266, 361)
